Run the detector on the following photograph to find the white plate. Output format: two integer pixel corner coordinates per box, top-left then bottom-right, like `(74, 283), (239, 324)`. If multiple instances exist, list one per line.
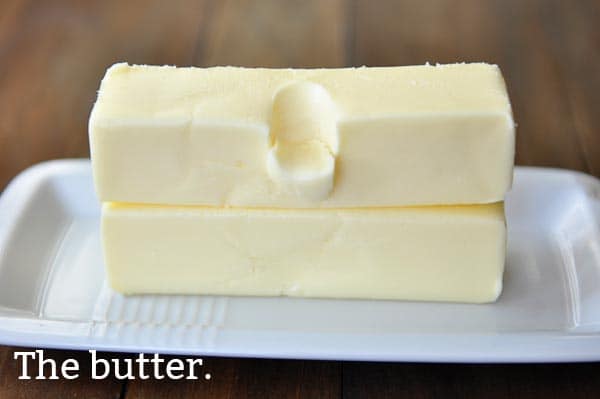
(0, 160), (599, 362)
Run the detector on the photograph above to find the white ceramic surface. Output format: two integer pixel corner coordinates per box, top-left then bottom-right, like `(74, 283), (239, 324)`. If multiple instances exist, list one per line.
(0, 160), (599, 362)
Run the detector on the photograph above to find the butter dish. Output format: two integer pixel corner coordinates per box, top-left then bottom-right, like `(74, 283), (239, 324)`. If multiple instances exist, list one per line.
(0, 160), (599, 362)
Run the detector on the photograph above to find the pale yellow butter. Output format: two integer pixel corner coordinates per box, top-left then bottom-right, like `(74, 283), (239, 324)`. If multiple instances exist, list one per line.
(90, 63), (515, 208)
(102, 202), (506, 303)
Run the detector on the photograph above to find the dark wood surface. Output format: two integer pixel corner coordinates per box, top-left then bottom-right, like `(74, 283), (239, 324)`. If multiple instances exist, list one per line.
(0, 0), (599, 397)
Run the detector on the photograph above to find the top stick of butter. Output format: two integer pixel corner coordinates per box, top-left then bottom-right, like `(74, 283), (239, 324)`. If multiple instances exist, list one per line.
(89, 63), (515, 207)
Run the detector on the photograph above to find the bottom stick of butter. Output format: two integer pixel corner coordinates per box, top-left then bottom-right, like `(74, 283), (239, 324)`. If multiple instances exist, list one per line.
(101, 202), (506, 303)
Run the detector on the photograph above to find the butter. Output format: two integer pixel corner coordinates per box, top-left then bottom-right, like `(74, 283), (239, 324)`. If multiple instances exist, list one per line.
(91, 62), (514, 303)
(90, 63), (514, 207)
(101, 202), (506, 303)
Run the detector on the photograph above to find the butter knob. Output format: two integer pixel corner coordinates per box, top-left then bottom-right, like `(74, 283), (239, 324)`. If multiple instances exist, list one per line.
(267, 82), (339, 201)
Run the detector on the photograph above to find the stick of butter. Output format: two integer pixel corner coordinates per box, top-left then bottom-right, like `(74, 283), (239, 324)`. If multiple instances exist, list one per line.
(90, 63), (515, 208)
(102, 202), (506, 303)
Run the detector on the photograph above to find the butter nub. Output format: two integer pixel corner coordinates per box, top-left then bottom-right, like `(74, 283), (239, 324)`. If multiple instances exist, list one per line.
(89, 62), (515, 208)
(266, 81), (338, 200)
(102, 202), (506, 303)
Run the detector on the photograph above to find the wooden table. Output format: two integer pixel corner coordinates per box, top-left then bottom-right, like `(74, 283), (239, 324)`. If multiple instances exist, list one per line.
(1, 0), (599, 397)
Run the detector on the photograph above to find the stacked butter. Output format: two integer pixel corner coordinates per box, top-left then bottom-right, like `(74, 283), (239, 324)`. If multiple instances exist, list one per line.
(89, 62), (515, 303)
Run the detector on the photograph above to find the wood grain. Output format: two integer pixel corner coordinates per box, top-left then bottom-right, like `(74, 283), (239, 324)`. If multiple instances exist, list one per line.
(198, 0), (346, 67)
(126, 357), (340, 399)
(1, 0), (600, 398)
(343, 362), (600, 399)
